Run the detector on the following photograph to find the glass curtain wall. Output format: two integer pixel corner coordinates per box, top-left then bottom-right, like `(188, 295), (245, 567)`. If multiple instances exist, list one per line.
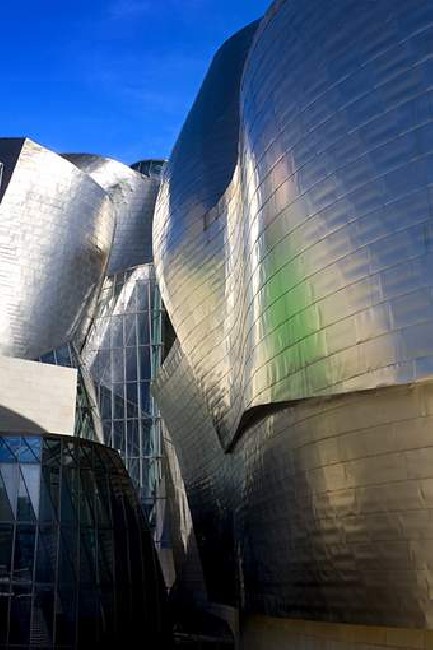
(0, 433), (166, 649)
(82, 264), (165, 530)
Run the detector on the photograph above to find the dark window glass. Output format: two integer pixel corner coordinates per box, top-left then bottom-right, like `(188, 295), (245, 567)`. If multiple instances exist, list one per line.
(36, 526), (58, 583)
(9, 585), (31, 644)
(33, 587), (54, 643)
(0, 463), (17, 520)
(0, 524), (13, 577)
(56, 586), (76, 646)
(60, 467), (78, 525)
(13, 525), (36, 584)
(17, 464), (40, 522)
(58, 527), (77, 585)
(40, 465), (60, 522)
(42, 438), (61, 467)
(139, 346), (151, 380)
(0, 595), (9, 643)
(125, 348), (138, 382)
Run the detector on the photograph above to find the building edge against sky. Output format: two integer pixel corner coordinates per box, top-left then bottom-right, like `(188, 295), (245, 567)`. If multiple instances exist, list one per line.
(152, 0), (433, 648)
(0, 138), (169, 648)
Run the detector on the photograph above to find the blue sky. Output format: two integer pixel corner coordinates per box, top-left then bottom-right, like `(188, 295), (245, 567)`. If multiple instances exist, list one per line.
(2, 0), (270, 164)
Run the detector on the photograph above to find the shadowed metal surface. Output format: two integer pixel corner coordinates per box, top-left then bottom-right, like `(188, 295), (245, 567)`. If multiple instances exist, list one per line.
(64, 154), (162, 274)
(0, 138), (114, 360)
(153, 0), (433, 633)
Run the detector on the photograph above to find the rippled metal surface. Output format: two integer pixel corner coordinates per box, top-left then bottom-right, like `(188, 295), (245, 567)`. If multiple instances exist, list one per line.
(65, 154), (161, 274)
(0, 138), (114, 360)
(154, 0), (433, 450)
(153, 0), (433, 631)
(155, 342), (433, 628)
(153, 22), (259, 441)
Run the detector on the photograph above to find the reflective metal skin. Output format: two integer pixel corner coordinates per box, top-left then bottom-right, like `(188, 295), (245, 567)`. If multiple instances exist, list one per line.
(154, 0), (433, 448)
(153, 0), (433, 634)
(0, 138), (114, 360)
(64, 154), (162, 274)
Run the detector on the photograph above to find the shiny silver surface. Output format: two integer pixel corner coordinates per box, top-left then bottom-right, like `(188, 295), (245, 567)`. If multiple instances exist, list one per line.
(0, 138), (114, 360)
(154, 0), (433, 449)
(64, 154), (162, 274)
(153, 0), (433, 632)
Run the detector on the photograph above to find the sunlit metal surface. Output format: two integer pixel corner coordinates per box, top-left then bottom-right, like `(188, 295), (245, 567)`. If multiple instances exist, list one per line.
(64, 154), (162, 274)
(0, 138), (114, 360)
(154, 0), (433, 450)
(153, 0), (433, 632)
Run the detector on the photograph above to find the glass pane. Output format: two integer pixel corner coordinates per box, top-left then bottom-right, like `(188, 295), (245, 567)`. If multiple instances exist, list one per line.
(137, 281), (150, 312)
(33, 587), (54, 644)
(17, 465), (40, 521)
(140, 382), (151, 414)
(20, 437), (41, 463)
(36, 526), (58, 583)
(42, 438), (61, 467)
(138, 312), (150, 345)
(56, 586), (77, 646)
(0, 463), (17, 519)
(124, 313), (137, 347)
(110, 315), (124, 348)
(0, 595), (8, 643)
(9, 585), (31, 644)
(58, 527), (77, 585)
(139, 346), (151, 380)
(0, 524), (13, 578)
(40, 465), (60, 522)
(13, 525), (36, 584)
(125, 348), (138, 382)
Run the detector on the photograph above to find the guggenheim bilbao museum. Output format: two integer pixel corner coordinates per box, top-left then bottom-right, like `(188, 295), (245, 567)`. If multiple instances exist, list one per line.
(153, 0), (433, 648)
(2, 0), (433, 648)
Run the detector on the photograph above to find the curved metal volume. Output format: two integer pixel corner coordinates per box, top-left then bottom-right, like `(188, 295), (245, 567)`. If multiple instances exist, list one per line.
(153, 0), (433, 632)
(0, 138), (114, 360)
(65, 154), (162, 274)
(154, 0), (433, 447)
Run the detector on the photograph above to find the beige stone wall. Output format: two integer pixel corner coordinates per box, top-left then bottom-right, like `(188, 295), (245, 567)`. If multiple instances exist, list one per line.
(0, 356), (76, 435)
(241, 616), (433, 650)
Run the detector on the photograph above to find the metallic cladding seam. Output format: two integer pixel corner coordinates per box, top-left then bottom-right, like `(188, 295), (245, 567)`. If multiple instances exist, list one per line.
(152, 0), (433, 632)
(153, 0), (433, 450)
(63, 154), (161, 274)
(0, 138), (115, 360)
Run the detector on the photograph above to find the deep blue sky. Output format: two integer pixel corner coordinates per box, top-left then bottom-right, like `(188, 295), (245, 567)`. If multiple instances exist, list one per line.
(2, 0), (269, 164)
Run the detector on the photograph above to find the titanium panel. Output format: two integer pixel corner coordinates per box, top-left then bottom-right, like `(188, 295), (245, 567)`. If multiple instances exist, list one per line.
(154, 344), (433, 628)
(153, 0), (433, 450)
(0, 138), (114, 360)
(64, 154), (162, 274)
(152, 0), (433, 633)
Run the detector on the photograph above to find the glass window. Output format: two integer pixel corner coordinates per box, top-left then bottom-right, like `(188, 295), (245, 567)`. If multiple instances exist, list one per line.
(20, 437), (41, 463)
(0, 463), (18, 519)
(13, 525), (36, 584)
(36, 526), (58, 583)
(40, 465), (60, 522)
(9, 585), (31, 644)
(0, 524), (13, 577)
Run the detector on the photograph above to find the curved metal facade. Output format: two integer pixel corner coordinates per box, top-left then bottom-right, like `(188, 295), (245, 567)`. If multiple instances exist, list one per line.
(153, 0), (433, 634)
(154, 0), (433, 448)
(0, 138), (114, 360)
(64, 154), (161, 274)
